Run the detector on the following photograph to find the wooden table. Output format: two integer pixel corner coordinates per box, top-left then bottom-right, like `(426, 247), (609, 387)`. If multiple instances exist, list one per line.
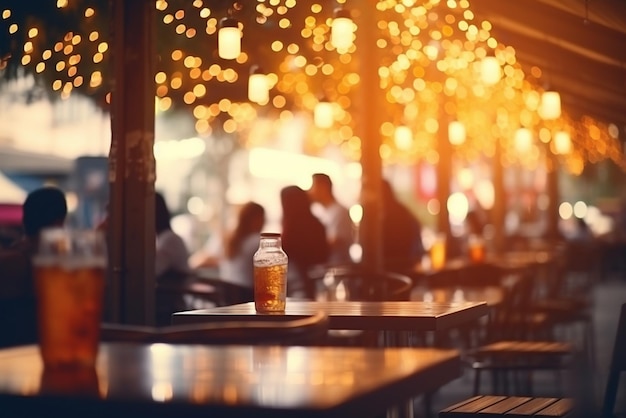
(411, 285), (504, 307)
(0, 343), (461, 418)
(172, 300), (489, 332)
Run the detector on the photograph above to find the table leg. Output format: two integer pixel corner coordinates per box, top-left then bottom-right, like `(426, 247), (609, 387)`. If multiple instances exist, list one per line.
(385, 331), (417, 418)
(387, 400), (414, 418)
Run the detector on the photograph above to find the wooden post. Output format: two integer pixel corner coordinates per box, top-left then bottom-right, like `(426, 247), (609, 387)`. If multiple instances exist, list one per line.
(355, 3), (383, 273)
(546, 153), (560, 241)
(436, 114), (452, 237)
(108, 0), (156, 325)
(492, 138), (506, 253)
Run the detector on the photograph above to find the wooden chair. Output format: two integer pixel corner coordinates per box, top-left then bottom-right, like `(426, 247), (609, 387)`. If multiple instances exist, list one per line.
(439, 303), (626, 417)
(101, 310), (329, 346)
(313, 266), (414, 302)
(155, 273), (221, 326)
(467, 271), (573, 396)
(532, 244), (599, 361)
(196, 276), (254, 306)
(440, 396), (573, 417)
(311, 266), (413, 346)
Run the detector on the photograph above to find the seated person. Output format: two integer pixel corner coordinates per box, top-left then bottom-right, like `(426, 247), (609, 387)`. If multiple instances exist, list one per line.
(153, 192), (193, 324)
(0, 187), (67, 347)
(155, 191), (191, 280)
(218, 202), (266, 303)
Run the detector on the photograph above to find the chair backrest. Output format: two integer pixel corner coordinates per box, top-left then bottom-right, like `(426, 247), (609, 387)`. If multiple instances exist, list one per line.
(155, 272), (221, 326)
(101, 311), (329, 346)
(195, 276), (254, 307)
(460, 263), (505, 287)
(314, 266), (413, 302)
(486, 270), (536, 341)
(602, 302), (626, 417)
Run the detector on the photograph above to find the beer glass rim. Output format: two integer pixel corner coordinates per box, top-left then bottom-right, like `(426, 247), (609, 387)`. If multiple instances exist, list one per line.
(34, 227), (107, 268)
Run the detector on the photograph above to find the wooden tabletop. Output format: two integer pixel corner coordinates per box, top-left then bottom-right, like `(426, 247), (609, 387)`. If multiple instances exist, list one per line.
(172, 300), (489, 332)
(411, 250), (555, 277)
(0, 343), (461, 418)
(411, 286), (504, 307)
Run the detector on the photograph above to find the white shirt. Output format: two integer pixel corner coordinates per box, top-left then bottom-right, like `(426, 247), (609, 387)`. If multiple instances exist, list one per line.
(219, 233), (259, 289)
(155, 229), (191, 277)
(320, 201), (353, 264)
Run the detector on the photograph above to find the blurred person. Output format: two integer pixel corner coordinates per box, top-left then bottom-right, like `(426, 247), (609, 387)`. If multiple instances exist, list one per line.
(280, 185), (329, 298)
(465, 210), (486, 237)
(308, 173), (353, 264)
(188, 232), (223, 269)
(570, 217), (594, 243)
(94, 196), (191, 278)
(0, 187), (68, 347)
(380, 179), (424, 268)
(219, 202), (265, 297)
(155, 191), (191, 279)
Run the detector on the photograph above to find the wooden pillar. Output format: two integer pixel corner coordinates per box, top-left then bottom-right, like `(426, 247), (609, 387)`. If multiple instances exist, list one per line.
(108, 0), (156, 325)
(492, 138), (506, 253)
(355, 3), (383, 272)
(546, 153), (560, 241)
(436, 115), (452, 237)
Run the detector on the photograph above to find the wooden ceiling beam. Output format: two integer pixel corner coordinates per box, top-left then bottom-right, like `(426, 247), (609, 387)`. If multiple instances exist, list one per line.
(470, 0), (626, 127)
(470, 0), (626, 67)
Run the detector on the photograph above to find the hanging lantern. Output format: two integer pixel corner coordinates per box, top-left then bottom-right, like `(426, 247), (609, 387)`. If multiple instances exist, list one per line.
(481, 56), (501, 85)
(514, 128), (533, 153)
(331, 8), (354, 51)
(314, 98), (333, 128)
(553, 131), (572, 155)
(394, 125), (413, 150)
(539, 91), (561, 120)
(218, 17), (241, 60)
(448, 121), (466, 145)
(248, 66), (268, 104)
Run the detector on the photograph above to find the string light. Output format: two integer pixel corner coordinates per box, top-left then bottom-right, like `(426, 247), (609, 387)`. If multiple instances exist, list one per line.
(314, 97), (333, 128)
(0, 1), (623, 172)
(248, 65), (268, 104)
(330, 7), (354, 51)
(218, 17), (241, 60)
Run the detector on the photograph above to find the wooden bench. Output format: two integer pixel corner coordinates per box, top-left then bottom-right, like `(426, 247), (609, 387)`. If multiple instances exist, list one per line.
(439, 395), (573, 417)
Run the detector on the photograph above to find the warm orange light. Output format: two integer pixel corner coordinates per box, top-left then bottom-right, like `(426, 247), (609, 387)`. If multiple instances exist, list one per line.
(553, 131), (571, 155)
(218, 18), (241, 60)
(331, 8), (354, 51)
(314, 99), (333, 129)
(480, 56), (501, 85)
(539, 91), (561, 120)
(448, 121), (466, 145)
(248, 66), (269, 104)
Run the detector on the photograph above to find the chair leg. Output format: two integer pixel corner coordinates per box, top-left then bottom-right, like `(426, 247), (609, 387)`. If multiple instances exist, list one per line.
(585, 319), (596, 369)
(491, 369), (499, 394)
(601, 370), (620, 418)
(502, 370), (509, 395)
(473, 368), (481, 395)
(422, 392), (433, 418)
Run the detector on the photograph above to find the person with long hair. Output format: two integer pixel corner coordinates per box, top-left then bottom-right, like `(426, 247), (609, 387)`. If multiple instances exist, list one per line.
(280, 185), (329, 298)
(219, 202), (265, 291)
(155, 191), (190, 279)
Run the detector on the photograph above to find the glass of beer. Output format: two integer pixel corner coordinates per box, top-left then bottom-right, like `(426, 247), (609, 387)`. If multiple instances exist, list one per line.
(33, 228), (106, 369)
(430, 233), (447, 270)
(468, 234), (486, 264)
(253, 233), (288, 313)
